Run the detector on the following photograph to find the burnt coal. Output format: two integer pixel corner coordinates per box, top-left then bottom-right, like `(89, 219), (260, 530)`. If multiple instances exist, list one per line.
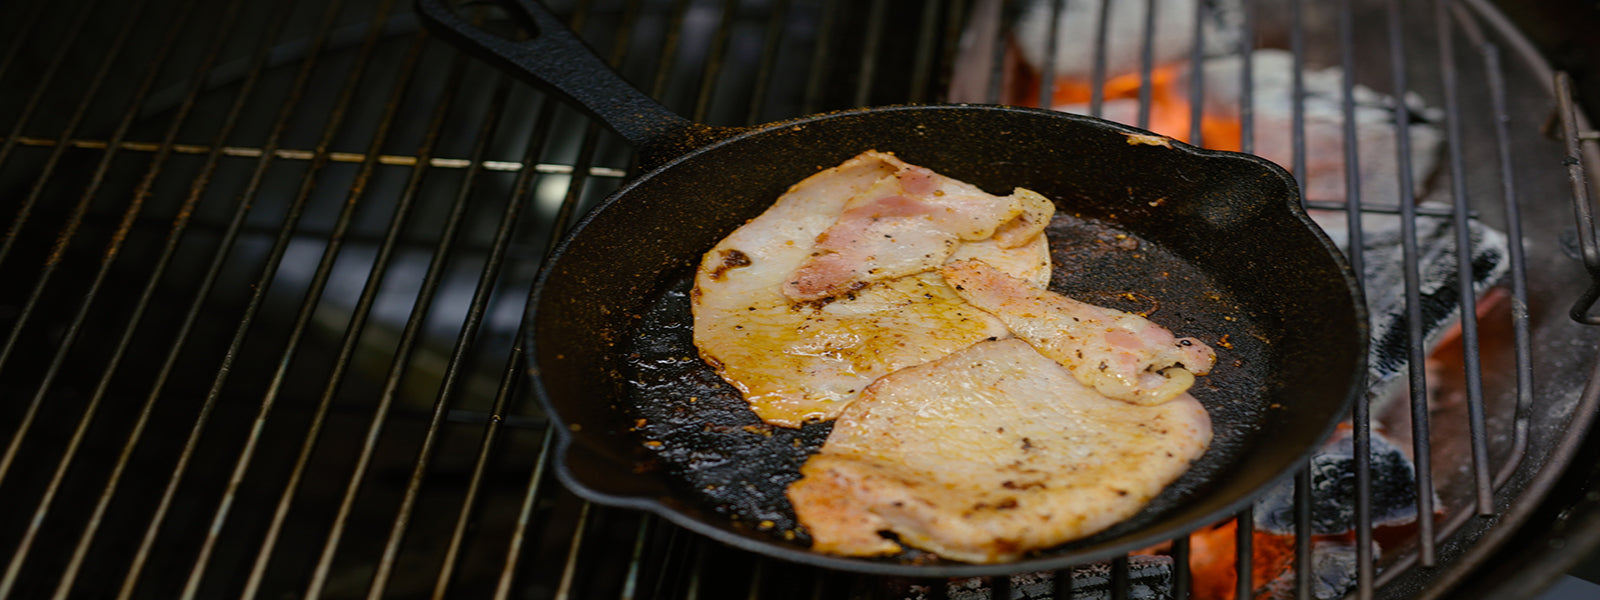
(1253, 427), (1422, 535)
(1326, 213), (1510, 412)
(1257, 540), (1365, 600)
(909, 555), (1176, 600)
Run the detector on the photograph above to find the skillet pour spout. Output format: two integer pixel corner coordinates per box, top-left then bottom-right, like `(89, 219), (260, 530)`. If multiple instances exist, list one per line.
(416, 0), (1369, 577)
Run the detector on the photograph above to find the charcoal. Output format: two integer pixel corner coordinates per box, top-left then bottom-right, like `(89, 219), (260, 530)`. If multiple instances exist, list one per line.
(1252, 427), (1420, 535)
(1246, 211), (1505, 536)
(906, 555), (1175, 600)
(1257, 540), (1367, 600)
(1320, 212), (1511, 412)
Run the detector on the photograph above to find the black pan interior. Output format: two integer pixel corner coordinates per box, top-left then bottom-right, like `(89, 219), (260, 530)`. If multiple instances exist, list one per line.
(528, 104), (1366, 576)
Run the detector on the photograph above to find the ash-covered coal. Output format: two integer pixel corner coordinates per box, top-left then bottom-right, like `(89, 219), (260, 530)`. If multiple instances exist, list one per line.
(905, 555), (1176, 600)
(1252, 426), (1424, 535)
(1257, 540), (1366, 600)
(1324, 212), (1511, 413)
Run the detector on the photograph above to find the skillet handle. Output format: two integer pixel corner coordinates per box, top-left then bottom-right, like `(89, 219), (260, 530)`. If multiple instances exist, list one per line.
(414, 0), (722, 156)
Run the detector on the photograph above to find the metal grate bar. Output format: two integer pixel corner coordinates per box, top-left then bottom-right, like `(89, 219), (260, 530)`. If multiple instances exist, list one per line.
(701, 0), (741, 123)
(1294, 466), (1313, 600)
(364, 37), (523, 600)
(204, 22), (433, 600)
(1136, 0), (1155, 130)
(1286, 4), (1316, 598)
(1036, 0), (1060, 109)
(853, 0), (889, 109)
(800, 0), (837, 114)
(555, 500), (595, 600)
(1172, 536), (1192, 600)
(1483, 42), (1535, 491)
(496, 426), (556, 599)
(33, 1), (305, 595)
(0, 1), (98, 237)
(431, 71), (565, 600)
(1112, 554), (1131, 600)
(985, 0), (1013, 106)
(1559, 75), (1600, 323)
(0, 0), (154, 368)
(0, 136), (627, 176)
(1434, 0), (1496, 517)
(1387, 0), (1440, 567)
(297, 12), (498, 599)
(110, 0), (364, 594)
(989, 575), (1010, 599)
(1187, 0), (1206, 146)
(648, 0), (691, 101)
(1088, 0), (1109, 117)
(619, 514), (657, 600)
(0, 3), (48, 84)
(1289, 0), (1308, 191)
(1304, 200), (1463, 217)
(1236, 505), (1255, 600)
(907, 0), (944, 102)
(1233, 3), (1257, 597)
(1338, 0), (1376, 597)
(937, 0), (969, 104)
(1237, 0), (1255, 156)
(745, 0), (790, 125)
(0, 0), (231, 593)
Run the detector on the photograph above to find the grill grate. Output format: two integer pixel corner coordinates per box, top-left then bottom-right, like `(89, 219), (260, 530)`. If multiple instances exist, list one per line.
(0, 0), (1597, 599)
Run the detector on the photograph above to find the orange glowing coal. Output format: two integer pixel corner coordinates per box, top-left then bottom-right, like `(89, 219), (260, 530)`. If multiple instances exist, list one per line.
(1004, 44), (1243, 152)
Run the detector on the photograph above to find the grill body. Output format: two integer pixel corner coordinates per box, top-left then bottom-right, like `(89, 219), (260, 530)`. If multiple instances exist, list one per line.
(0, 0), (1597, 598)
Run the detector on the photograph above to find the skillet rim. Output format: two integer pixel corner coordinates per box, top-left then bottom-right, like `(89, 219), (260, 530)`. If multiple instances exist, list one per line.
(525, 103), (1370, 577)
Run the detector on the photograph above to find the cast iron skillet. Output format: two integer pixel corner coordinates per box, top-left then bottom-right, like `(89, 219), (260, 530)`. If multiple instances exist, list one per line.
(417, 0), (1369, 577)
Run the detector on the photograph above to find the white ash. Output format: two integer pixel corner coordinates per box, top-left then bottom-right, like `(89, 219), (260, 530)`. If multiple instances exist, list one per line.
(1322, 211), (1510, 415)
(1192, 49), (1445, 207)
(1010, 0), (1244, 82)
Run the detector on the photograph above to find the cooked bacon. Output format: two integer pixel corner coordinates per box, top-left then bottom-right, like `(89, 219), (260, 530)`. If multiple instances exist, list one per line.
(782, 156), (1053, 302)
(789, 338), (1211, 562)
(943, 259), (1215, 405)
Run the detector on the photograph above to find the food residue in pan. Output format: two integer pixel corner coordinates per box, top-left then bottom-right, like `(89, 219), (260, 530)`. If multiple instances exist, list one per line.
(622, 151), (1260, 563)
